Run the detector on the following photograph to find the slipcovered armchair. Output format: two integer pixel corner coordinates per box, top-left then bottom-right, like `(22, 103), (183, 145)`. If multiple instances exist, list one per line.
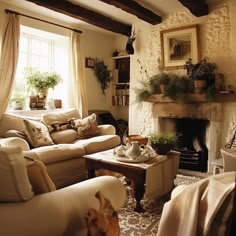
(157, 172), (236, 236)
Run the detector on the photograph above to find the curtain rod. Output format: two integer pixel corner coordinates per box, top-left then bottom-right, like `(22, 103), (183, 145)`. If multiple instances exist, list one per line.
(5, 9), (82, 34)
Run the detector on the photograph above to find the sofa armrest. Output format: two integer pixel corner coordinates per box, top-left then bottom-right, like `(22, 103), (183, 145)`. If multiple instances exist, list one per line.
(0, 137), (30, 151)
(0, 175), (126, 236)
(98, 124), (116, 135)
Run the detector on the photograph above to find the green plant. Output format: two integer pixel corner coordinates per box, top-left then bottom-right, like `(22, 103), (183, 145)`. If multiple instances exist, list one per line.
(148, 131), (176, 145)
(93, 59), (112, 95)
(164, 75), (194, 101)
(184, 57), (217, 80)
(24, 67), (62, 90)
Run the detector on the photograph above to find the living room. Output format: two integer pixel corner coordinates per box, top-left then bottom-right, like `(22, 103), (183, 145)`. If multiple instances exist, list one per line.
(0, 0), (235, 235)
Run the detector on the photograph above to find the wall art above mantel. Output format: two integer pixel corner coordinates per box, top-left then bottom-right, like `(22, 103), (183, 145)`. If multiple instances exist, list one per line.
(160, 25), (199, 69)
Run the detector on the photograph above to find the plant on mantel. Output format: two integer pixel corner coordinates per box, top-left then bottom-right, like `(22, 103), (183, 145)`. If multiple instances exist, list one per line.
(134, 57), (225, 103)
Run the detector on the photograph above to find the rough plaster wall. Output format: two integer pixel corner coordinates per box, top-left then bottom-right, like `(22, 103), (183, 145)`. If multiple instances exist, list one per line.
(129, 1), (236, 148)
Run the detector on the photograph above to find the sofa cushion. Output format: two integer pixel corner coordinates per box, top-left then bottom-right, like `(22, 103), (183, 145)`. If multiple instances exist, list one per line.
(26, 158), (56, 194)
(25, 144), (86, 165)
(0, 146), (33, 202)
(50, 129), (78, 144)
(71, 113), (99, 138)
(0, 113), (41, 137)
(42, 108), (81, 132)
(23, 119), (54, 148)
(74, 135), (121, 154)
(3, 129), (28, 141)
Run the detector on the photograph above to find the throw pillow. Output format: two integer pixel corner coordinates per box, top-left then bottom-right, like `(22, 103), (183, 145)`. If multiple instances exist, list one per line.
(0, 146), (33, 202)
(70, 113), (99, 138)
(25, 157), (56, 194)
(23, 119), (54, 148)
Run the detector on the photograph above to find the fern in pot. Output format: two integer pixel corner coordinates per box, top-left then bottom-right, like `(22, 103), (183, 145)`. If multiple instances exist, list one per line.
(148, 131), (176, 155)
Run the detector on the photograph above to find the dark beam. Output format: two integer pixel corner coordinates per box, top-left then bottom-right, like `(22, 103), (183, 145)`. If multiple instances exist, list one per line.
(178, 0), (209, 17)
(99, 0), (161, 25)
(26, 0), (132, 36)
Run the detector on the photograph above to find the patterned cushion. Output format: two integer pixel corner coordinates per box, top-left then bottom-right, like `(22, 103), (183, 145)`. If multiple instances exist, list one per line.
(0, 146), (33, 202)
(23, 119), (54, 148)
(42, 108), (81, 132)
(71, 113), (99, 138)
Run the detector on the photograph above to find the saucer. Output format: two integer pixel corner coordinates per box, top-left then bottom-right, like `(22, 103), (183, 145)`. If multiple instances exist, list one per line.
(114, 155), (150, 163)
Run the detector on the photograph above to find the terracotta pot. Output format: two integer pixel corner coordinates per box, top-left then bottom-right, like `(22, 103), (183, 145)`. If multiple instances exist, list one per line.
(193, 80), (207, 93)
(125, 135), (148, 146)
(150, 143), (175, 155)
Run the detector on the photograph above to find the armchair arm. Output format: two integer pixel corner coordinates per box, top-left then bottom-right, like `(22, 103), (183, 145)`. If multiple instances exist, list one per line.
(0, 137), (30, 151)
(0, 176), (126, 236)
(98, 124), (116, 135)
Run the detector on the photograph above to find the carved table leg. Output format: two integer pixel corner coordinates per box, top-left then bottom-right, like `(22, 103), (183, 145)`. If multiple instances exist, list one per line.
(132, 181), (145, 212)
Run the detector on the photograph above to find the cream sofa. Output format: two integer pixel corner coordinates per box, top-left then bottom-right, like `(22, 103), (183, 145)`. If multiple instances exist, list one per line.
(0, 173), (126, 236)
(0, 108), (121, 188)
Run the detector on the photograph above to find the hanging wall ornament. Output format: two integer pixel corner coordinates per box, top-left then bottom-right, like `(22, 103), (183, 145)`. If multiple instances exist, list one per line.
(126, 30), (136, 55)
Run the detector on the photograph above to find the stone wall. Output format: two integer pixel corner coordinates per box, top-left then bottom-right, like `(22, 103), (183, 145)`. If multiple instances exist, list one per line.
(129, 0), (236, 152)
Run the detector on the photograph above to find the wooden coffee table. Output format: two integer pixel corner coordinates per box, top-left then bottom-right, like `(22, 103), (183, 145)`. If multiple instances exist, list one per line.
(84, 149), (180, 212)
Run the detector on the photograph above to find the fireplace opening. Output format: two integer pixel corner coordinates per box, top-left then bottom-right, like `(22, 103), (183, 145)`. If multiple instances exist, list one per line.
(158, 117), (209, 172)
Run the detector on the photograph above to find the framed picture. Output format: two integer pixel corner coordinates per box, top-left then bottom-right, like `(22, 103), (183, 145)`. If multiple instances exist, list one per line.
(85, 57), (95, 68)
(160, 25), (199, 69)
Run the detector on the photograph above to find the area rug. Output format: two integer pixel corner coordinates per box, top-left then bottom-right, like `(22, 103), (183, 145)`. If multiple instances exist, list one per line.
(118, 174), (201, 236)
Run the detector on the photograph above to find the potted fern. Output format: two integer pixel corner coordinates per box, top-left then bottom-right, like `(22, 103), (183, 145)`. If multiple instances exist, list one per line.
(148, 131), (176, 155)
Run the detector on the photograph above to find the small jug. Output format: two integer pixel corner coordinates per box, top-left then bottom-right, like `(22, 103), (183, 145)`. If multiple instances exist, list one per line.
(125, 141), (147, 160)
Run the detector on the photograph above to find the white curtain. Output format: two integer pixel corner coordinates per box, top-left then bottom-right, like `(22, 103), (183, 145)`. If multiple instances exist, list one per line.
(0, 13), (20, 117)
(69, 31), (88, 117)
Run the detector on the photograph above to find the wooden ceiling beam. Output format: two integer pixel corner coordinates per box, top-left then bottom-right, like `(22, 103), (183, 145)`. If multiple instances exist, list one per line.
(178, 0), (209, 17)
(26, 0), (132, 36)
(99, 0), (161, 25)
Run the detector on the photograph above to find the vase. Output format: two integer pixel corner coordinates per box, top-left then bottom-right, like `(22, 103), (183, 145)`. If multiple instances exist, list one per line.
(36, 88), (48, 98)
(193, 80), (207, 93)
(160, 84), (167, 94)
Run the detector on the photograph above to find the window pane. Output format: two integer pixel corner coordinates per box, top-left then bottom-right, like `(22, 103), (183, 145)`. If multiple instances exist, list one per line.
(32, 38), (40, 54)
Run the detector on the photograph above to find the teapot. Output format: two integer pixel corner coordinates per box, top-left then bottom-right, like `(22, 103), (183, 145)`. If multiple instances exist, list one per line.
(113, 145), (127, 157)
(125, 141), (147, 160)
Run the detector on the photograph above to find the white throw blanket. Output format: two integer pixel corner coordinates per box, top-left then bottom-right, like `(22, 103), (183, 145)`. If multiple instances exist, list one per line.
(157, 171), (236, 236)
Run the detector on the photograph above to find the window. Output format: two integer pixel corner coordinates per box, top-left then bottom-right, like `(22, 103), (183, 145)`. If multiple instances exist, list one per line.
(9, 25), (69, 110)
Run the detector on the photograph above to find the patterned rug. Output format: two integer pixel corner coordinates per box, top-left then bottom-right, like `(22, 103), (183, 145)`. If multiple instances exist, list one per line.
(118, 174), (201, 236)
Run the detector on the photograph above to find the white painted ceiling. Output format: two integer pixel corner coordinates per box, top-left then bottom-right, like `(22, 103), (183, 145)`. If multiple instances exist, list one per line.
(0, 0), (224, 35)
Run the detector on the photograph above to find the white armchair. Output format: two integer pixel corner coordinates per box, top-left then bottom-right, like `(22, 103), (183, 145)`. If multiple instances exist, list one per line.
(220, 148), (236, 172)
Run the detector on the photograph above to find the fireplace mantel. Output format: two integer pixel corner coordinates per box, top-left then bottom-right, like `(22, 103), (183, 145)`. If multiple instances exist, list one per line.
(145, 93), (236, 103)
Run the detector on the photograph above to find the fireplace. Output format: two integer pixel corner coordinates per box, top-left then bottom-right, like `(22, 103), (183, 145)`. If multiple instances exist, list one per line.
(158, 117), (209, 172)
(152, 102), (224, 173)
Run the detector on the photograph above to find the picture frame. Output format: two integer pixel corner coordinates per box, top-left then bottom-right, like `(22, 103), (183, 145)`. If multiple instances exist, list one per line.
(85, 57), (95, 68)
(160, 25), (199, 69)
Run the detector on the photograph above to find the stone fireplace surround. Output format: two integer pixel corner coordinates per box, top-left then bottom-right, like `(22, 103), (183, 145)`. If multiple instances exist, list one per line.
(152, 102), (224, 173)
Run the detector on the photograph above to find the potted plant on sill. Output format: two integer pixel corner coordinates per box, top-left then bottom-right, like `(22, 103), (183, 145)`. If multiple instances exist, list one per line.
(24, 67), (62, 98)
(10, 93), (26, 110)
(184, 57), (217, 93)
(148, 131), (176, 155)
